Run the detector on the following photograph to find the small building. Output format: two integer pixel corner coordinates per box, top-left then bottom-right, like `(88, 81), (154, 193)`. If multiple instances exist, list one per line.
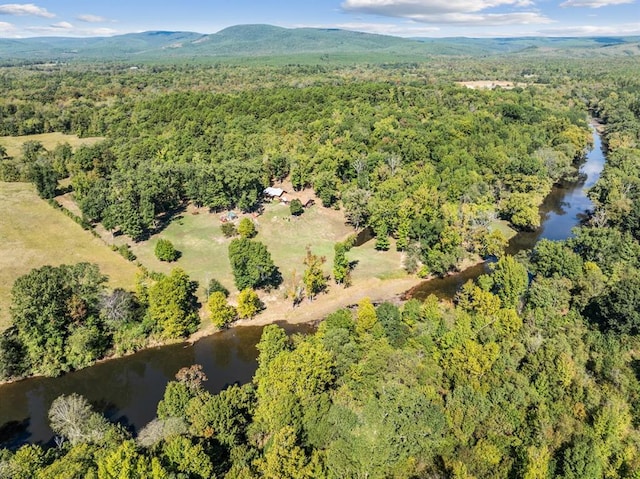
(264, 187), (285, 198)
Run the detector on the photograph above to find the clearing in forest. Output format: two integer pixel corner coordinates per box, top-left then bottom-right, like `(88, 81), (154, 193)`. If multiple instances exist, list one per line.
(0, 182), (138, 330)
(0, 132), (104, 158)
(124, 200), (407, 301)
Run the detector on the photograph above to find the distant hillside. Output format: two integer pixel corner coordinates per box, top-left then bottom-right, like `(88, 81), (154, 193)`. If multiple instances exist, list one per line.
(0, 24), (638, 63)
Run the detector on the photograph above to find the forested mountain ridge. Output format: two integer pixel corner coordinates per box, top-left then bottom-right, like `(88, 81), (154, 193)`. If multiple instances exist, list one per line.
(0, 25), (639, 62)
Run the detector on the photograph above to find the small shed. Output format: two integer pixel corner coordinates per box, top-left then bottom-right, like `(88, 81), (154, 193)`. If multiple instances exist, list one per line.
(264, 187), (284, 198)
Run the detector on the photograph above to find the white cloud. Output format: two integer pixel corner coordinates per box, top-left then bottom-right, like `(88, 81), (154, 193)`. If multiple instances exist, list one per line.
(340, 0), (551, 25)
(342, 0), (532, 16)
(539, 22), (640, 35)
(295, 21), (441, 36)
(0, 3), (54, 18)
(26, 25), (118, 36)
(404, 12), (552, 25)
(560, 0), (635, 7)
(50, 21), (72, 29)
(76, 14), (107, 23)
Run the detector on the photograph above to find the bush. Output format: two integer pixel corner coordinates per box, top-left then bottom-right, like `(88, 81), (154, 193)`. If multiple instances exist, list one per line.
(112, 244), (136, 261)
(237, 289), (263, 319)
(289, 199), (304, 216)
(221, 222), (237, 238)
(238, 218), (257, 239)
(207, 278), (229, 298)
(208, 292), (237, 329)
(155, 239), (179, 262)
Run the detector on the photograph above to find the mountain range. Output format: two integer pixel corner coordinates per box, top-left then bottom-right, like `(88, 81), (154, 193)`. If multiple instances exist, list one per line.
(0, 24), (638, 63)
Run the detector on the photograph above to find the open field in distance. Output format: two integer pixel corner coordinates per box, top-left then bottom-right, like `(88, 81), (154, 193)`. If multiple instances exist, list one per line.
(0, 133), (103, 158)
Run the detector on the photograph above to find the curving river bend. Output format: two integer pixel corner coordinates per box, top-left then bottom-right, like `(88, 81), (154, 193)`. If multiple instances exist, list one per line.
(0, 124), (605, 448)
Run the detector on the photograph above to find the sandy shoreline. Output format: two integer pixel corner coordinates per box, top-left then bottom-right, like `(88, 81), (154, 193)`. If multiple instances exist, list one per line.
(188, 275), (423, 342)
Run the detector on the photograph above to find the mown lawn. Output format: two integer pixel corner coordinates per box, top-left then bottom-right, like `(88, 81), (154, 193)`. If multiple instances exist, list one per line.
(125, 201), (406, 300)
(0, 132), (103, 158)
(0, 182), (138, 330)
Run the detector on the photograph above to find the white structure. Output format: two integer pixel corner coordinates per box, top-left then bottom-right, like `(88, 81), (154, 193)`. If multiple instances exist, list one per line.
(264, 187), (284, 197)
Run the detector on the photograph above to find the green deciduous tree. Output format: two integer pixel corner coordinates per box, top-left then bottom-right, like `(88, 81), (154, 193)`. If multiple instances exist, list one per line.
(154, 239), (179, 262)
(10, 263), (106, 376)
(333, 241), (351, 286)
(289, 199), (304, 216)
(161, 435), (213, 479)
(228, 238), (281, 290)
(207, 277), (229, 297)
(237, 288), (263, 319)
(256, 426), (314, 479)
(147, 268), (199, 339)
(303, 247), (327, 300)
(491, 255), (529, 309)
(238, 217), (257, 238)
(208, 291), (237, 328)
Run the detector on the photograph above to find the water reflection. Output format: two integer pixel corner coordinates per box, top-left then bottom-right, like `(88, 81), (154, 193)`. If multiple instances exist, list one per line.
(410, 124), (604, 301)
(0, 323), (313, 448)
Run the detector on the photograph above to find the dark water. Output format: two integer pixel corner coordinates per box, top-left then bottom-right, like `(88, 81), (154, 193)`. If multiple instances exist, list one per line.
(0, 322), (313, 448)
(410, 124), (604, 301)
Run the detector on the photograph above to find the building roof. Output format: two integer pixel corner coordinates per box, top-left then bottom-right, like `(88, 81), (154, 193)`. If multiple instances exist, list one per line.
(264, 187), (284, 197)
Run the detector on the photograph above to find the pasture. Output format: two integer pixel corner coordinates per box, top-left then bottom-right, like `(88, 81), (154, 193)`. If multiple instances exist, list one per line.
(0, 132), (103, 158)
(0, 182), (138, 330)
(124, 201), (407, 301)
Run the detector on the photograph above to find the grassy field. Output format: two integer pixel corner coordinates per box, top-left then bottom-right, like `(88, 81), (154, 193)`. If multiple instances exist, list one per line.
(123, 201), (407, 301)
(0, 182), (139, 330)
(0, 132), (103, 158)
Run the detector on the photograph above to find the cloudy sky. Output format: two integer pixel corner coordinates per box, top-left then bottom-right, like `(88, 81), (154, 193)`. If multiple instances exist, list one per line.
(0, 1), (637, 38)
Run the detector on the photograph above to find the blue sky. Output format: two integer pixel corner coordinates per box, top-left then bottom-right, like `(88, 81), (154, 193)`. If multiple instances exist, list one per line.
(0, 1), (637, 38)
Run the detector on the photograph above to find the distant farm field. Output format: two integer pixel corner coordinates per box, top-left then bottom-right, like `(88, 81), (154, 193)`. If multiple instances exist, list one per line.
(0, 182), (138, 330)
(0, 132), (104, 158)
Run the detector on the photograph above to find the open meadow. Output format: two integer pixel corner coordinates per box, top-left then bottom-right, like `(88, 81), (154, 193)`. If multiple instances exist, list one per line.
(0, 182), (138, 330)
(122, 200), (407, 303)
(0, 132), (103, 158)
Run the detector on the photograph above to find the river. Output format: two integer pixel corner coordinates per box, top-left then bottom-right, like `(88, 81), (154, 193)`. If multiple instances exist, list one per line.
(0, 125), (605, 449)
(410, 123), (604, 300)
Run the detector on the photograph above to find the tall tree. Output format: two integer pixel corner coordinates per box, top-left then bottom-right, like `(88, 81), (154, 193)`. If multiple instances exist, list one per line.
(147, 268), (199, 339)
(228, 238), (280, 290)
(303, 247), (327, 300)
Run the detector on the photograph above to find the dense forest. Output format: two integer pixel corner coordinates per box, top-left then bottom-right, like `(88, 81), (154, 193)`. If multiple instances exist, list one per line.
(1, 54), (640, 478)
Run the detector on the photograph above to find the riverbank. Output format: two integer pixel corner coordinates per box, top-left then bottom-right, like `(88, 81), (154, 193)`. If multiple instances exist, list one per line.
(188, 274), (423, 342)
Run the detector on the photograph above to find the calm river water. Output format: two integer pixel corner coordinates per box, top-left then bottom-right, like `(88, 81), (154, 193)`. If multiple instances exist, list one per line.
(0, 125), (605, 449)
(410, 124), (604, 300)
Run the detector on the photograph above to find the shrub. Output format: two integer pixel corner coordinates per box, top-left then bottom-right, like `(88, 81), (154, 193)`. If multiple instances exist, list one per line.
(237, 289), (263, 319)
(207, 278), (229, 298)
(112, 244), (136, 261)
(238, 217), (257, 239)
(155, 239), (179, 262)
(289, 199), (304, 216)
(221, 222), (237, 238)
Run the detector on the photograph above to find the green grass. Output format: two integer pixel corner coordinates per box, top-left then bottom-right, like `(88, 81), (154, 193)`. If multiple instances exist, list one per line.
(489, 219), (518, 240)
(0, 182), (139, 330)
(0, 132), (103, 158)
(349, 238), (407, 281)
(123, 202), (404, 300)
